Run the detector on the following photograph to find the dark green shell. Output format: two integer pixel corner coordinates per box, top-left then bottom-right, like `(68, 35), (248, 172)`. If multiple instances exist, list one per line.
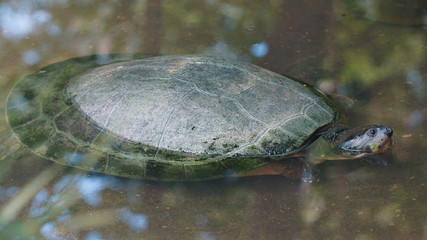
(6, 54), (338, 181)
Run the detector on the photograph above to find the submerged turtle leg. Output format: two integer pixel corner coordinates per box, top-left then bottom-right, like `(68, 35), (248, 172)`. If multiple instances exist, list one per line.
(237, 158), (317, 182)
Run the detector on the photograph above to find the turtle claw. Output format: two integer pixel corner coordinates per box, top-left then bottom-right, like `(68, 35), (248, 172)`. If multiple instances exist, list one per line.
(300, 161), (319, 183)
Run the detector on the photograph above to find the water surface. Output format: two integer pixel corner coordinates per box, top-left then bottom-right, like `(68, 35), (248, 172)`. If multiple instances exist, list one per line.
(0, 0), (426, 239)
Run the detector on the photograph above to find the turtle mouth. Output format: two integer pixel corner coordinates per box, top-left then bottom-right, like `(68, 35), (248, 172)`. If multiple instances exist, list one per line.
(378, 134), (394, 151)
(362, 131), (394, 154)
(341, 131), (394, 156)
(351, 134), (394, 159)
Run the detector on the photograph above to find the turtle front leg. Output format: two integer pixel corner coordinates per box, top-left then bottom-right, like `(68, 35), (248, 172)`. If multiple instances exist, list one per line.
(237, 158), (317, 182)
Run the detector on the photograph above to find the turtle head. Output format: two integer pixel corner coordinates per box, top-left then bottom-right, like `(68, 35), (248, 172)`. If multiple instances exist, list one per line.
(336, 124), (394, 157)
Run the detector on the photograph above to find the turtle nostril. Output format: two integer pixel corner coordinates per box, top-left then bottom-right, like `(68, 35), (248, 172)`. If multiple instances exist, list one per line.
(385, 126), (393, 137)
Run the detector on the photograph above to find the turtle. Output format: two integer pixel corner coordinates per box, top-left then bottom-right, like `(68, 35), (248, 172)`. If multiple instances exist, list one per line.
(6, 54), (394, 181)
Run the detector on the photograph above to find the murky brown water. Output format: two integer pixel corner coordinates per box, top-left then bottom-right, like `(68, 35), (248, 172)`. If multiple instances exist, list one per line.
(0, 1), (426, 239)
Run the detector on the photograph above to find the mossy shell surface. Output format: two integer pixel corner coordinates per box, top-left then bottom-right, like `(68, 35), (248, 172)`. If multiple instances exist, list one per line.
(6, 55), (338, 181)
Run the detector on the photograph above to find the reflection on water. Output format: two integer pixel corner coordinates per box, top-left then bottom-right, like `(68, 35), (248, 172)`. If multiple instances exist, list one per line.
(0, 164), (151, 238)
(0, 0), (55, 40)
(0, 0), (426, 239)
(250, 41), (269, 58)
(406, 70), (426, 104)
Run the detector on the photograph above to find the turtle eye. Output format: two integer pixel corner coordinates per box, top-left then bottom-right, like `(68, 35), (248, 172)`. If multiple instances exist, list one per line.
(368, 128), (377, 137)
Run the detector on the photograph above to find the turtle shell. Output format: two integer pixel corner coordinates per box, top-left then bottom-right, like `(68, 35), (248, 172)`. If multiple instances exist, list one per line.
(6, 55), (338, 181)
